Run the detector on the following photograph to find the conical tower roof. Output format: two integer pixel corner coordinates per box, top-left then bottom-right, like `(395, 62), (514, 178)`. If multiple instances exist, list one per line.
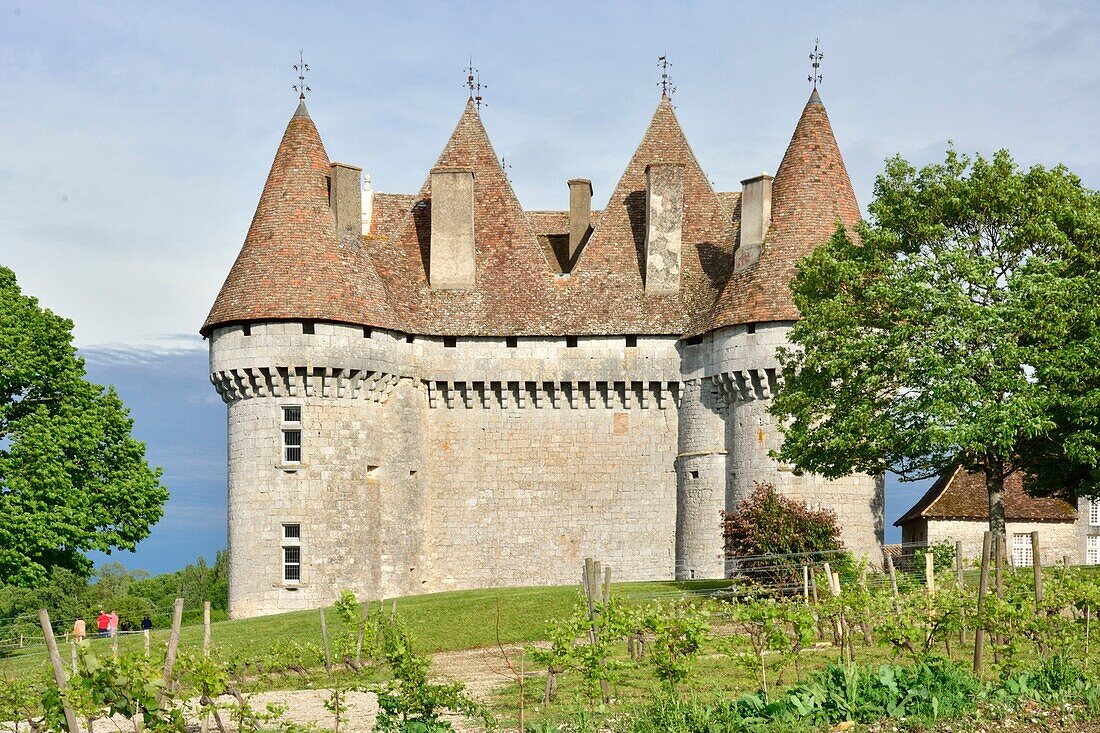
(202, 101), (396, 335)
(367, 99), (554, 335)
(706, 89), (860, 330)
(572, 95), (735, 332)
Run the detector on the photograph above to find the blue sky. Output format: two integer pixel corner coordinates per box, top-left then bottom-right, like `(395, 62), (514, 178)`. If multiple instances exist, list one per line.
(2, 1), (1098, 573)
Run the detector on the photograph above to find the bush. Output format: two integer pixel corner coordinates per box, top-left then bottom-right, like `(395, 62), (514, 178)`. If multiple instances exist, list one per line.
(721, 482), (847, 587)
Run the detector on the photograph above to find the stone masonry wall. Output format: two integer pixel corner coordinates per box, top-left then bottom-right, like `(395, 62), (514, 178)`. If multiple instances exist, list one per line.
(926, 519), (1081, 567)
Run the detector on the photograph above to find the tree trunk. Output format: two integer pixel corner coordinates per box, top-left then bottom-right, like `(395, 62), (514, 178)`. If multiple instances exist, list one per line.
(986, 460), (1007, 550)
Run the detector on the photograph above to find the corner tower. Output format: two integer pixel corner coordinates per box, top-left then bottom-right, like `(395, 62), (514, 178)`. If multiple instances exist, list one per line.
(202, 101), (424, 618)
(676, 88), (883, 580)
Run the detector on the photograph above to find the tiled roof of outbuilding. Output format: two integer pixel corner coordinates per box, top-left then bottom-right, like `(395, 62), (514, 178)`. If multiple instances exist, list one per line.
(203, 102), (397, 334)
(894, 466), (1078, 526)
(203, 90), (859, 338)
(705, 90), (861, 331)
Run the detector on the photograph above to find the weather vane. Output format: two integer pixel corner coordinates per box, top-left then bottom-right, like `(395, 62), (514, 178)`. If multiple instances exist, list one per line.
(500, 156), (512, 183)
(293, 50), (311, 100)
(808, 39), (823, 89)
(464, 57), (486, 110)
(657, 55), (676, 99)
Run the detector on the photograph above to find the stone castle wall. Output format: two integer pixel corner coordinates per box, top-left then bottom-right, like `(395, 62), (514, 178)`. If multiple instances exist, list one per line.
(210, 320), (885, 618)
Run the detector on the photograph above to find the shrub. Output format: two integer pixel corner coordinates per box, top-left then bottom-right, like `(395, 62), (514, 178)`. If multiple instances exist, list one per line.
(721, 482), (847, 587)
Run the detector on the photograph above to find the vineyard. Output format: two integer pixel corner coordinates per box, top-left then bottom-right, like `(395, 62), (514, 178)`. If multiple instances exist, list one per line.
(3, 539), (1100, 733)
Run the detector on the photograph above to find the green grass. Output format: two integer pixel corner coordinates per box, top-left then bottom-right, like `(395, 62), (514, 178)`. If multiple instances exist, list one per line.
(2, 579), (731, 683)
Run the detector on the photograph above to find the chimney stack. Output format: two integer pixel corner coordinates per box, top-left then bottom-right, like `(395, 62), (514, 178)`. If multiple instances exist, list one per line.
(429, 167), (476, 289)
(644, 163), (684, 294)
(734, 173), (773, 272)
(567, 179), (592, 260)
(330, 162), (363, 244)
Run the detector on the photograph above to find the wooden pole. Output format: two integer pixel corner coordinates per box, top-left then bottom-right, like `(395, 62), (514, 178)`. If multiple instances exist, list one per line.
(203, 601), (212, 654)
(159, 598), (184, 704)
(802, 564), (810, 603)
(70, 639), (78, 675)
(320, 608), (332, 674)
(1031, 532), (1043, 608)
(955, 541), (965, 587)
(885, 554), (899, 612)
(973, 532), (992, 674)
(994, 535), (1005, 664)
(925, 551), (936, 597)
(956, 541), (966, 646)
(144, 628), (151, 658)
(39, 609), (83, 733)
(112, 622), (119, 661)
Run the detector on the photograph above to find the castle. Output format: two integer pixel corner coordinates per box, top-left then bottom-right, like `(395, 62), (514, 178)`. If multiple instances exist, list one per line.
(202, 79), (884, 619)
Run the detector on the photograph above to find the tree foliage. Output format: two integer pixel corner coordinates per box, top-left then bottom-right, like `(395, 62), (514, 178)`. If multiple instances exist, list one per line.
(770, 149), (1100, 538)
(0, 265), (167, 585)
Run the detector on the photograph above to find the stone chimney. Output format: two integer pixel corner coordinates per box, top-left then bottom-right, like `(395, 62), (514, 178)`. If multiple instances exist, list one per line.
(644, 163), (684, 294)
(429, 167), (476, 289)
(567, 178), (592, 260)
(734, 172), (773, 272)
(330, 162), (363, 243)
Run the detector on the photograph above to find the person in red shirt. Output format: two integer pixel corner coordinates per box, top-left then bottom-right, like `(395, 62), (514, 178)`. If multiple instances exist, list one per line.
(97, 610), (110, 638)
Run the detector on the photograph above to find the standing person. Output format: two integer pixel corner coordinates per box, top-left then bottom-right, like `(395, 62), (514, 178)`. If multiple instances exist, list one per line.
(141, 614), (152, 632)
(97, 610), (110, 638)
(72, 616), (86, 643)
(107, 607), (120, 638)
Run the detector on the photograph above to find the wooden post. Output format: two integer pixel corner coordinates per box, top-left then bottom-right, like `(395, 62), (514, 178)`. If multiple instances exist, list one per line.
(320, 608), (332, 674)
(956, 541), (966, 646)
(70, 639), (78, 675)
(802, 564), (810, 603)
(809, 565), (824, 641)
(955, 541), (965, 587)
(925, 552), (936, 597)
(144, 628), (151, 658)
(973, 532), (992, 674)
(203, 601), (212, 653)
(39, 609), (83, 733)
(356, 600), (369, 665)
(112, 623), (119, 661)
(858, 568), (873, 644)
(1031, 532), (1043, 608)
(159, 598), (184, 704)
(885, 554), (899, 612)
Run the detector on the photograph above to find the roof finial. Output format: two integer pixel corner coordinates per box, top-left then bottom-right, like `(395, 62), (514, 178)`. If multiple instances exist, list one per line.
(293, 50), (311, 100)
(657, 55), (676, 100)
(807, 39), (823, 89)
(464, 57), (486, 110)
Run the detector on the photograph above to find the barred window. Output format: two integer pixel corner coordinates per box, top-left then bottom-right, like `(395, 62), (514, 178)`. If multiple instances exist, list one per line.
(283, 546), (301, 582)
(281, 406), (302, 463)
(1090, 499), (1100, 526)
(1088, 536), (1100, 566)
(282, 524), (301, 583)
(1012, 533), (1033, 568)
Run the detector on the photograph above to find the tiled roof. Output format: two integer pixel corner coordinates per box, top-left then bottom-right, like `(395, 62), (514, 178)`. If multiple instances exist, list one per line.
(203, 102), (397, 333)
(894, 466), (1078, 526)
(705, 90), (861, 331)
(203, 91), (859, 337)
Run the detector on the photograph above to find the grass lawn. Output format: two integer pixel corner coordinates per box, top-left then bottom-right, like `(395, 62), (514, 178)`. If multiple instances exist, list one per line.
(2, 579), (731, 684)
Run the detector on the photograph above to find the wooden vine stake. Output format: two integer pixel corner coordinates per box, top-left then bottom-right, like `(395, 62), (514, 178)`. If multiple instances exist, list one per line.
(1031, 532), (1043, 608)
(201, 601), (212, 733)
(320, 607), (333, 674)
(972, 532), (992, 673)
(956, 541), (966, 645)
(158, 598), (185, 705)
(39, 609), (83, 733)
(885, 554), (899, 613)
(802, 564), (810, 603)
(582, 557), (611, 702)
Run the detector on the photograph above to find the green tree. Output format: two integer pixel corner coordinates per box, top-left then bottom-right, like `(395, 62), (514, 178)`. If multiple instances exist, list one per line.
(0, 266), (167, 586)
(770, 149), (1100, 545)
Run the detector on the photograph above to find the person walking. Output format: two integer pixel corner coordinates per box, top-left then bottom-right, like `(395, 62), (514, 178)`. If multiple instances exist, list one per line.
(96, 610), (110, 638)
(72, 616), (86, 643)
(141, 614), (152, 632)
(107, 610), (119, 638)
